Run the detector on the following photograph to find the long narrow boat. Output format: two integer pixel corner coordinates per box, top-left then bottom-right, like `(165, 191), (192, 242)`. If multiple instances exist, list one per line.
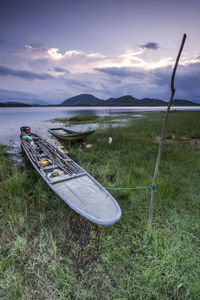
(48, 127), (95, 141)
(20, 126), (121, 225)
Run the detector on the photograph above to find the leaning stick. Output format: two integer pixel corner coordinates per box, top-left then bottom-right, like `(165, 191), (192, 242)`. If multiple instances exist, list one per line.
(148, 34), (187, 238)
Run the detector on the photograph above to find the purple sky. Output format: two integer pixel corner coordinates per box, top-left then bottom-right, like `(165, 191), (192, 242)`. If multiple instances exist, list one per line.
(0, 0), (200, 104)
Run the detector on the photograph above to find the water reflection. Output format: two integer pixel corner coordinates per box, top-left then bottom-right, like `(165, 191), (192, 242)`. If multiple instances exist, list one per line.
(63, 108), (101, 116)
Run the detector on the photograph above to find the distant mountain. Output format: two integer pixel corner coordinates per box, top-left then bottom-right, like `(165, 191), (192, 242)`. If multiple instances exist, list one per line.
(102, 95), (139, 106)
(0, 98), (49, 106)
(1, 94), (199, 107)
(60, 94), (101, 106)
(102, 96), (167, 106)
(59, 94), (200, 107)
(139, 98), (167, 106)
(0, 101), (31, 107)
(172, 99), (198, 106)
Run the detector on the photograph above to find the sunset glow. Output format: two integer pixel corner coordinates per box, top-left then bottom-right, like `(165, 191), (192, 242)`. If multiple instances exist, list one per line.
(47, 48), (63, 59)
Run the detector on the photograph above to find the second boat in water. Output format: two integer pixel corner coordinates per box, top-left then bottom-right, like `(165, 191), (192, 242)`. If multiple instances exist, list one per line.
(48, 127), (95, 141)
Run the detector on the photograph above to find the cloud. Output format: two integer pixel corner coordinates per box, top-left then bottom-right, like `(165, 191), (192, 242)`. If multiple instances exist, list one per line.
(1, 43), (200, 103)
(174, 63), (200, 101)
(95, 61), (200, 102)
(0, 65), (53, 80)
(17, 44), (168, 75)
(44, 47), (150, 72)
(28, 58), (50, 69)
(64, 78), (88, 88)
(95, 67), (145, 79)
(24, 44), (35, 50)
(146, 62), (200, 102)
(54, 67), (70, 73)
(47, 48), (104, 61)
(0, 88), (41, 103)
(140, 42), (159, 50)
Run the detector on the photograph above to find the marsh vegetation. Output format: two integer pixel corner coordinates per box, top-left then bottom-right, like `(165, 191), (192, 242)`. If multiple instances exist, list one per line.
(51, 113), (136, 125)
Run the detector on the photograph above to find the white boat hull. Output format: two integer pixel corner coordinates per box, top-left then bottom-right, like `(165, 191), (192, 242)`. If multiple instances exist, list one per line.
(20, 131), (121, 225)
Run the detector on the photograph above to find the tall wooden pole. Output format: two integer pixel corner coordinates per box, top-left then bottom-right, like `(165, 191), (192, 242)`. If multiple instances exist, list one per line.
(148, 33), (187, 238)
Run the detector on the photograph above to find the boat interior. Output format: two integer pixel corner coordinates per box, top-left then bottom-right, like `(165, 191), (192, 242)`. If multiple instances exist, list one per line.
(49, 128), (76, 134)
(21, 127), (84, 184)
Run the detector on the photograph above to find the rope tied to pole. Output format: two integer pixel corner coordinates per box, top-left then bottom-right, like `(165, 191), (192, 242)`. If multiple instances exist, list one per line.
(107, 183), (157, 191)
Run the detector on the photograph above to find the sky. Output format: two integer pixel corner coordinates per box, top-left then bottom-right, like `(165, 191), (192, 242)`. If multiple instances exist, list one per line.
(0, 0), (200, 104)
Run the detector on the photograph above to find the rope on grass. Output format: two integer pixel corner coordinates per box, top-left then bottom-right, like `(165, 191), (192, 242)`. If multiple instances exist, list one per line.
(107, 184), (157, 191)
(148, 33), (187, 239)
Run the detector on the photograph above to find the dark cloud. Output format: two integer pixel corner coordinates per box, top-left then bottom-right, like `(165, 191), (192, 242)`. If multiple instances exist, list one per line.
(0, 65), (53, 80)
(149, 62), (200, 102)
(28, 58), (50, 68)
(151, 67), (171, 86)
(0, 88), (40, 103)
(140, 42), (159, 50)
(54, 67), (70, 73)
(99, 80), (146, 99)
(174, 63), (200, 101)
(95, 67), (145, 79)
(65, 78), (88, 88)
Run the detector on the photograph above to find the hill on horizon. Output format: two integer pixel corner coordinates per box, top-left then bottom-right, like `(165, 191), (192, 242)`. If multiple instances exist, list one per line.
(60, 94), (101, 106)
(1, 94), (199, 107)
(59, 94), (199, 107)
(0, 101), (31, 107)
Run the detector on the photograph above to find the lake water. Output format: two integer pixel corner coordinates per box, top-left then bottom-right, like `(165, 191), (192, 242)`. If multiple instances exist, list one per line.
(1, 106), (200, 150)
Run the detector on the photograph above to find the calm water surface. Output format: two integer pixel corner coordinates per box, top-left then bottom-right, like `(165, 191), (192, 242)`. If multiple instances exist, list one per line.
(0, 106), (199, 149)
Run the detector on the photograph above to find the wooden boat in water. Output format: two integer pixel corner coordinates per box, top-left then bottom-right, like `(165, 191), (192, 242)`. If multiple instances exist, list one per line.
(20, 126), (121, 225)
(48, 127), (95, 141)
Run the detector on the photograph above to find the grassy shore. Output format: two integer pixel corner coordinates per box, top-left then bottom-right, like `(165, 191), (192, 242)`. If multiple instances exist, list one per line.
(51, 113), (135, 125)
(1, 111), (200, 299)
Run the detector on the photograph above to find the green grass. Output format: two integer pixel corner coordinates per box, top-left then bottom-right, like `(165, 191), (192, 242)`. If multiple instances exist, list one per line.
(1, 111), (200, 299)
(68, 114), (99, 123)
(51, 113), (136, 125)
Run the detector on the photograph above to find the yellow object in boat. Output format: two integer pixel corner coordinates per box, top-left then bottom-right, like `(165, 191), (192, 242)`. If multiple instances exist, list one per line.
(39, 158), (50, 167)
